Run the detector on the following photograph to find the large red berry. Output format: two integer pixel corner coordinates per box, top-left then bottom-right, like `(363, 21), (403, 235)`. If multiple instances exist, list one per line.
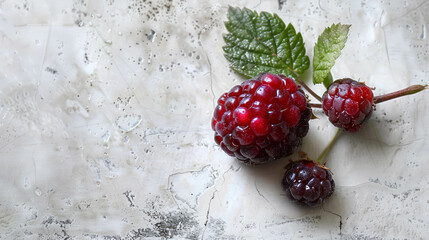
(281, 160), (335, 207)
(212, 73), (312, 165)
(322, 78), (374, 132)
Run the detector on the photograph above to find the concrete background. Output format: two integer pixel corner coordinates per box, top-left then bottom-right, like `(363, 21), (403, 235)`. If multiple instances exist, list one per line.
(0, 0), (428, 239)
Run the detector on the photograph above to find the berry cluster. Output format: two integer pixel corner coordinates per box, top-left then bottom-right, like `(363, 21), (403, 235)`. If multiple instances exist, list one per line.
(212, 73), (425, 207)
(218, 7), (427, 208)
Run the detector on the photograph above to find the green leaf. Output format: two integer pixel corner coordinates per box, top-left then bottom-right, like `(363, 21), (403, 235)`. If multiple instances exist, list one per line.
(323, 71), (333, 89)
(313, 23), (350, 86)
(223, 7), (310, 79)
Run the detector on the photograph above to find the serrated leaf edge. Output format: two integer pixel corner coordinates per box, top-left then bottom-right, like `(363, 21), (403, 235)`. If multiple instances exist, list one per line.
(223, 6), (310, 79)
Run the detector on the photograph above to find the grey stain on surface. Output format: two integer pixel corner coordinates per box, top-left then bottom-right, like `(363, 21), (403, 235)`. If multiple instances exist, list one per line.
(128, 211), (200, 239)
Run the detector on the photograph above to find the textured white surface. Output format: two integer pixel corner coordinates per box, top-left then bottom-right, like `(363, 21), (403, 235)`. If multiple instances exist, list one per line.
(0, 0), (428, 239)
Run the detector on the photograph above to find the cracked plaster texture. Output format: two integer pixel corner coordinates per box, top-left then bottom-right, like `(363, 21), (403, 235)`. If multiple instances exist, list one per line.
(0, 0), (428, 239)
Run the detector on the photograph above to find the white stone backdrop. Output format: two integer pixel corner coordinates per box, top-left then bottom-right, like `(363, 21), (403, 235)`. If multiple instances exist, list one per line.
(0, 0), (428, 239)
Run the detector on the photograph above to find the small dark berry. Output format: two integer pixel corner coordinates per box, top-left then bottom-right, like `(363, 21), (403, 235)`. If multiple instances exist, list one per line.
(282, 160), (335, 207)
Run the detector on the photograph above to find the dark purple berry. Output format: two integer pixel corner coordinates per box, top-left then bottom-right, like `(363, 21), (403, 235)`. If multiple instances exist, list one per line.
(282, 160), (335, 207)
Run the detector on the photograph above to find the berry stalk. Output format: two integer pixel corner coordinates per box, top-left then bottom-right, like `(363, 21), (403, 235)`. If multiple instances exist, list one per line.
(287, 67), (323, 102)
(297, 79), (322, 102)
(309, 103), (322, 109)
(316, 129), (342, 165)
(373, 84), (427, 104)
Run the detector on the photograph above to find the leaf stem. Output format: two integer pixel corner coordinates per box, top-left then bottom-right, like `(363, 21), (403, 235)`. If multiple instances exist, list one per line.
(297, 79), (322, 102)
(309, 103), (322, 108)
(316, 129), (342, 166)
(373, 85), (427, 104)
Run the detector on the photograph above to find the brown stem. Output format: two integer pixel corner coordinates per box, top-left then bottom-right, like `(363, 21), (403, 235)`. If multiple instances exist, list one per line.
(373, 85), (427, 104)
(309, 103), (322, 108)
(297, 79), (322, 102)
